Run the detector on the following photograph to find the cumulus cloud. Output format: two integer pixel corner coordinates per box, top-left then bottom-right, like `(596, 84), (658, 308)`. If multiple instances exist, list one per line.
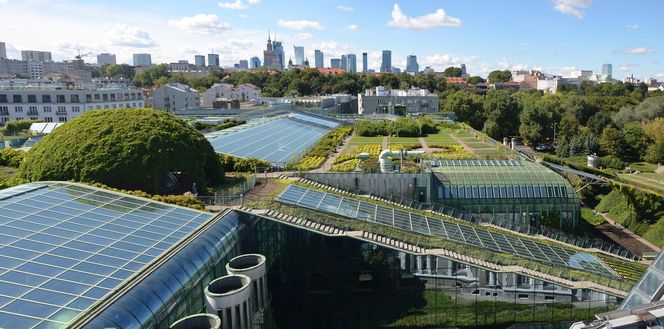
(295, 33), (317, 41)
(620, 63), (639, 71)
(388, 3), (461, 29)
(219, 0), (247, 9)
(423, 54), (479, 68)
(106, 24), (156, 48)
(248, 0), (261, 4)
(620, 47), (654, 55)
(314, 40), (350, 58)
(277, 19), (323, 30)
(168, 14), (231, 34)
(337, 5), (354, 11)
(626, 24), (639, 30)
(552, 0), (592, 19)
(0, 0), (7, 4)
(347, 24), (359, 32)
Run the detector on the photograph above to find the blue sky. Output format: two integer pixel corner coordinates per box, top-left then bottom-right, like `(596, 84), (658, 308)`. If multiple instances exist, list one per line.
(1, 0), (662, 79)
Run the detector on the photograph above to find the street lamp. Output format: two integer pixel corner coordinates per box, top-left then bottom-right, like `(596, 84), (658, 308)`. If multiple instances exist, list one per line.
(553, 122), (558, 146)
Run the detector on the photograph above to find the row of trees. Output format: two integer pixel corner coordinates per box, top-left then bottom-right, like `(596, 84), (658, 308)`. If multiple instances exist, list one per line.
(354, 117), (437, 137)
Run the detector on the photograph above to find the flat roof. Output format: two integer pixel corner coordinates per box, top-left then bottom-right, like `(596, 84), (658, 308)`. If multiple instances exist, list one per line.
(0, 182), (215, 329)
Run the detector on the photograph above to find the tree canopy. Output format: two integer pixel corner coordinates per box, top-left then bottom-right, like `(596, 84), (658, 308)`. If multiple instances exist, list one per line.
(18, 109), (223, 194)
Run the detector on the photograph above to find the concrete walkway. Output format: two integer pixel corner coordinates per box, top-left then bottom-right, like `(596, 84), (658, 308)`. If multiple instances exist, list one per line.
(381, 136), (389, 150)
(418, 137), (433, 155)
(449, 134), (478, 156)
(321, 135), (352, 170)
(596, 211), (660, 253)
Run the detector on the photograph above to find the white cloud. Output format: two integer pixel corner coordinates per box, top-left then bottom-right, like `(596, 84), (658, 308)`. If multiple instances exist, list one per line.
(168, 14), (231, 34)
(239, 13), (249, 18)
(626, 24), (639, 30)
(552, 0), (592, 19)
(656, 72), (664, 78)
(347, 24), (359, 32)
(622, 47), (654, 55)
(337, 5), (354, 12)
(248, 0), (261, 4)
(620, 63), (639, 71)
(422, 54), (479, 69)
(105, 24), (156, 48)
(388, 3), (461, 30)
(0, 0), (8, 4)
(313, 40), (351, 58)
(295, 33), (317, 41)
(219, 0), (247, 9)
(277, 19), (323, 30)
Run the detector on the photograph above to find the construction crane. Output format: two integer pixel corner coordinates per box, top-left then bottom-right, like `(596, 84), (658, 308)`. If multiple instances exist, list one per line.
(75, 49), (92, 60)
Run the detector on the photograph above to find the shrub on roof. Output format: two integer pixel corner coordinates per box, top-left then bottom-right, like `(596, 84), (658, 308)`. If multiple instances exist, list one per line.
(18, 108), (224, 194)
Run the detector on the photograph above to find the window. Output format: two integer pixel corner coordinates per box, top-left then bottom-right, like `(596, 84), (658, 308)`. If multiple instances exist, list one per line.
(437, 186), (443, 199)
(57, 106), (66, 113)
(500, 186), (507, 198)
(16, 117), (24, 121)
(465, 187), (472, 198)
(94, 94), (100, 100)
(493, 186), (500, 199)
(479, 187), (486, 199)
(527, 186), (534, 198)
(541, 186), (548, 197)
(457, 186), (464, 198)
(27, 95), (37, 103)
(450, 186), (456, 198)
(560, 186), (567, 197)
(0, 106), (8, 114)
(72, 106), (80, 113)
(0, 94), (7, 103)
(506, 186), (513, 198)
(1, 117), (8, 123)
(472, 186), (479, 198)
(12, 95), (22, 103)
(44, 117), (53, 123)
(110, 94), (115, 101)
(42, 95), (51, 103)
(58, 117), (67, 122)
(86, 94), (92, 102)
(553, 186), (561, 197)
(521, 186), (528, 198)
(56, 95), (66, 103)
(28, 106), (38, 115)
(533, 186), (540, 198)
(102, 94), (108, 101)
(70, 95), (80, 103)
(43, 106), (51, 113)
(14, 106), (23, 113)
(445, 186), (451, 198)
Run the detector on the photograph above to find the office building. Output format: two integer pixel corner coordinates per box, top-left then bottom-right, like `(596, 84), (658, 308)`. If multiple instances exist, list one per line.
(346, 53), (357, 73)
(132, 53), (152, 67)
(460, 63), (467, 76)
(208, 53), (219, 67)
(406, 55), (419, 74)
(152, 83), (200, 112)
(96, 53), (116, 65)
(194, 55), (205, 67)
(340, 55), (347, 73)
(21, 50), (52, 62)
(169, 60), (190, 72)
(273, 40), (285, 70)
(602, 63), (612, 77)
(358, 86), (439, 115)
(294, 46), (304, 65)
(238, 59), (249, 69)
(314, 49), (324, 68)
(380, 50), (391, 73)
(362, 52), (368, 72)
(0, 82), (144, 123)
(570, 70), (594, 80)
(330, 58), (341, 69)
(0, 42), (6, 60)
(249, 56), (261, 69)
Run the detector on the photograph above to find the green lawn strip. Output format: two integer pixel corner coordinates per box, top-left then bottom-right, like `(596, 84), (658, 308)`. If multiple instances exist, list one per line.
(388, 137), (423, 145)
(628, 162), (659, 173)
(283, 180), (641, 289)
(349, 136), (384, 145)
(617, 174), (664, 194)
(580, 207), (606, 226)
(423, 131), (456, 143)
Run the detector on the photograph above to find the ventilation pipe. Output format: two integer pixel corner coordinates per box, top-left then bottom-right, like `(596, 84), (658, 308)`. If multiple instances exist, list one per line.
(226, 254), (267, 313)
(379, 149), (425, 173)
(170, 313), (222, 329)
(204, 275), (253, 329)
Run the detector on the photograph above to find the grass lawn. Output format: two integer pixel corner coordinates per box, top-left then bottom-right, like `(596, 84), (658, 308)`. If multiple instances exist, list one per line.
(452, 130), (475, 138)
(580, 207), (606, 226)
(629, 162), (659, 173)
(464, 142), (493, 148)
(618, 173), (664, 194)
(423, 131), (456, 144)
(349, 135), (384, 145)
(388, 136), (422, 145)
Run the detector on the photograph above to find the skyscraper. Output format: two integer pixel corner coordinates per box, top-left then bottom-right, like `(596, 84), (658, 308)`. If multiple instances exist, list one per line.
(294, 46), (304, 65)
(406, 55), (419, 74)
(250, 56), (261, 69)
(330, 58), (341, 69)
(273, 40), (285, 70)
(346, 54), (357, 73)
(207, 54), (219, 67)
(0, 42), (8, 60)
(460, 64), (467, 76)
(362, 52), (368, 73)
(132, 53), (152, 67)
(340, 55), (347, 72)
(314, 50), (324, 69)
(194, 55), (205, 67)
(263, 34), (283, 70)
(380, 50), (391, 73)
(602, 63), (612, 77)
(97, 53), (116, 65)
(238, 60), (248, 69)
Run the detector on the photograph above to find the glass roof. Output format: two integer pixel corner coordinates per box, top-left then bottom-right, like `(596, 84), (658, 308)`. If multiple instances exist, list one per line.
(276, 184), (614, 277)
(0, 182), (215, 329)
(621, 249), (664, 309)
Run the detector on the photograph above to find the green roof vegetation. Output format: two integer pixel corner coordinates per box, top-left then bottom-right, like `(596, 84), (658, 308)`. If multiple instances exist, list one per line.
(18, 108), (223, 194)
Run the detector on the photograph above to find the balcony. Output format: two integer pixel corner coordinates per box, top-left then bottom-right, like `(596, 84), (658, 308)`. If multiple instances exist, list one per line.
(55, 111), (67, 116)
(27, 111), (39, 116)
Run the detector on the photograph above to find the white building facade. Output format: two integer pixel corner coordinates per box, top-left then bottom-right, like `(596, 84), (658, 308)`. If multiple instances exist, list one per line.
(358, 86), (439, 115)
(0, 82), (144, 123)
(201, 83), (261, 107)
(152, 83), (200, 112)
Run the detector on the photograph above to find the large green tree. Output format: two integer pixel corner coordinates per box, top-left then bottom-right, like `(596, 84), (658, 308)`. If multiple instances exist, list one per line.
(599, 126), (625, 157)
(443, 90), (485, 129)
(443, 67), (463, 77)
(487, 70), (512, 84)
(482, 91), (521, 139)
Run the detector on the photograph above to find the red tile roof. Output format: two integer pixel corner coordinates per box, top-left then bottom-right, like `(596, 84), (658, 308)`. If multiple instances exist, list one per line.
(318, 68), (346, 75)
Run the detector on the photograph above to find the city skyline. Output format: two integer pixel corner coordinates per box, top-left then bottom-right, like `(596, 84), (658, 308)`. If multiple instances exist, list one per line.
(0, 0), (662, 79)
